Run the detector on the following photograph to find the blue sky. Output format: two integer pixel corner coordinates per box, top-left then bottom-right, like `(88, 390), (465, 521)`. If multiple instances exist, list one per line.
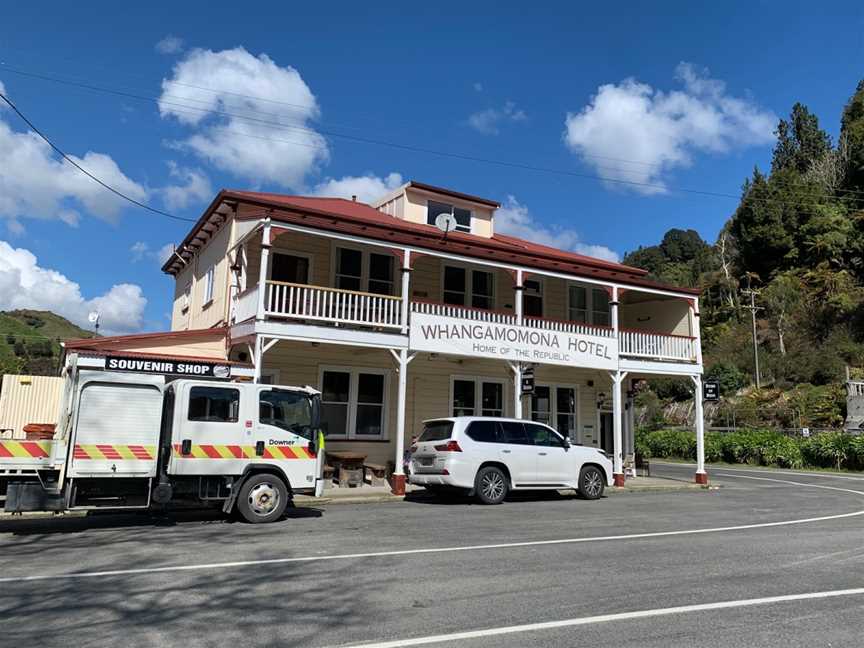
(0, 1), (862, 334)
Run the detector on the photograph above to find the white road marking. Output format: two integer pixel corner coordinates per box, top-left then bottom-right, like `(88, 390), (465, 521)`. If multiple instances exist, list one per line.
(654, 461), (864, 481)
(1, 473), (862, 584)
(332, 587), (864, 648)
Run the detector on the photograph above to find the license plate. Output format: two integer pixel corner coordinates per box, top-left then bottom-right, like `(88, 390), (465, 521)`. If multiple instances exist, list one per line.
(420, 457), (434, 466)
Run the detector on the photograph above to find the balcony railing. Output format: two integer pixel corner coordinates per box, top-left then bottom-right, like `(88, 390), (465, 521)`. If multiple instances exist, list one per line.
(619, 329), (697, 362)
(524, 315), (615, 339)
(411, 300), (518, 325)
(265, 281), (403, 329)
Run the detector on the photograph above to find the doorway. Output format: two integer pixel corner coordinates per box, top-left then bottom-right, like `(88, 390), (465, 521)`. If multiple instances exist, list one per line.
(598, 412), (613, 453)
(270, 252), (310, 284)
(530, 385), (578, 441)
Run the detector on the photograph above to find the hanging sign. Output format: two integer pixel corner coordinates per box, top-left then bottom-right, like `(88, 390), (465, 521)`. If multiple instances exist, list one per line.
(106, 355), (231, 378)
(521, 367), (535, 395)
(409, 313), (618, 370)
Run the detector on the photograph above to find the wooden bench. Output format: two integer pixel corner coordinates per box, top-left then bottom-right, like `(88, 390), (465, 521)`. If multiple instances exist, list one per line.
(364, 463), (388, 487)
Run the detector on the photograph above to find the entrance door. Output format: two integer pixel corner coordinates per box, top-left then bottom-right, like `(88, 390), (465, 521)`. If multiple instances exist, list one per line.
(599, 412), (613, 453)
(531, 385), (578, 441)
(270, 253), (309, 284)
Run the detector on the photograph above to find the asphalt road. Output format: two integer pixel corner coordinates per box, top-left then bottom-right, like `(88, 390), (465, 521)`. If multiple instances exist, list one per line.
(1, 463), (863, 648)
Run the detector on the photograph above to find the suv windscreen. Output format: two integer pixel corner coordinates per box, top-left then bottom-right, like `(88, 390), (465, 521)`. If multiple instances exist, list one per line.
(419, 421), (453, 442)
(465, 420), (499, 443)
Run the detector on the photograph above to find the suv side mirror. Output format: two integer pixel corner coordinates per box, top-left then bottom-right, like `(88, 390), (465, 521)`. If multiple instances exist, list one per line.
(563, 436), (571, 450)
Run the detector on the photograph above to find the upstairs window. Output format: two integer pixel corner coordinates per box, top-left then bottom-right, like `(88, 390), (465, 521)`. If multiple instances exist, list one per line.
(523, 279), (543, 318)
(335, 247), (394, 295)
(202, 267), (215, 305)
(568, 284), (610, 326)
(443, 266), (495, 309)
(427, 200), (471, 233)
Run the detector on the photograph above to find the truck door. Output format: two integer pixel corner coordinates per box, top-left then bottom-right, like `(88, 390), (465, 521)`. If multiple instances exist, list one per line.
(256, 387), (319, 492)
(169, 384), (245, 476)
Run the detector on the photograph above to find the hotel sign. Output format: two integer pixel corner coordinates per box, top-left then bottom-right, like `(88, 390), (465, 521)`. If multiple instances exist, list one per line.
(409, 314), (618, 370)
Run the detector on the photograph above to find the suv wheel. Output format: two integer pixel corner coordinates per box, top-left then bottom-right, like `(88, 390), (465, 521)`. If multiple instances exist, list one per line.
(578, 466), (605, 500)
(474, 466), (508, 505)
(237, 473), (289, 523)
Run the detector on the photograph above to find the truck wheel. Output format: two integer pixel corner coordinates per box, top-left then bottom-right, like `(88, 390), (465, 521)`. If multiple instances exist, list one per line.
(237, 474), (289, 523)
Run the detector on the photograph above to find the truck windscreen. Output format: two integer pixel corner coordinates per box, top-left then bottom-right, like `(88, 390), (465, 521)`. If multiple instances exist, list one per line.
(260, 391), (314, 440)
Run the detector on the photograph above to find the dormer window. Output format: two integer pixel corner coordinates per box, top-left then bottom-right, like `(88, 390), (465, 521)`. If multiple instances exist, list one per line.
(427, 201), (471, 233)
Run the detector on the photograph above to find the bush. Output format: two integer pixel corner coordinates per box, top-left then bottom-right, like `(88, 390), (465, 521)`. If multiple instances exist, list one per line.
(706, 361), (747, 396)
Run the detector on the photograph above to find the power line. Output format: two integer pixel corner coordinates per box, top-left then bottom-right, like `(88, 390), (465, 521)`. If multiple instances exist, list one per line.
(0, 90), (195, 223)
(3, 63), (863, 215)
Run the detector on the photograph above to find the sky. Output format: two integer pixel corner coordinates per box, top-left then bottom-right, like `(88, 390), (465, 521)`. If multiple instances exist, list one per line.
(0, 1), (862, 335)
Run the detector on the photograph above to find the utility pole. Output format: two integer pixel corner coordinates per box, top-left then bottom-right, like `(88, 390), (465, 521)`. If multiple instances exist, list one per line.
(741, 274), (762, 389)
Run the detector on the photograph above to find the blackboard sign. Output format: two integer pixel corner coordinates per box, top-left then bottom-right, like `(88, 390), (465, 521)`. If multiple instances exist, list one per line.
(703, 379), (720, 401)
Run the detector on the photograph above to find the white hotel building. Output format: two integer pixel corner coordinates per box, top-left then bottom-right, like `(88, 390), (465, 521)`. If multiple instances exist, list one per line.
(69, 181), (707, 492)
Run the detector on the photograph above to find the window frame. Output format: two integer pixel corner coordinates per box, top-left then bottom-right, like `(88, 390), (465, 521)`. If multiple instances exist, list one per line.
(268, 248), (313, 285)
(187, 386), (240, 423)
(331, 243), (395, 296)
(318, 365), (390, 440)
(449, 375), (507, 418)
(530, 382), (581, 441)
(523, 277), (544, 318)
(567, 282), (611, 327)
(202, 266), (215, 306)
(426, 200), (473, 233)
(440, 263), (496, 310)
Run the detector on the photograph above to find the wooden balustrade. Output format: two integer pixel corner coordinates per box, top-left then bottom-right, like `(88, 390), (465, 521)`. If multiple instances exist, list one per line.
(265, 281), (402, 329)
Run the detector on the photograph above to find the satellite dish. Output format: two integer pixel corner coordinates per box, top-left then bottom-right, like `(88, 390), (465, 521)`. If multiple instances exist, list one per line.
(87, 311), (100, 324)
(434, 212), (458, 235)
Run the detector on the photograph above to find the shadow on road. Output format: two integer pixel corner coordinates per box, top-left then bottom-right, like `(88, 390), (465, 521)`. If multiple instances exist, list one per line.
(0, 505), (324, 537)
(404, 489), (592, 506)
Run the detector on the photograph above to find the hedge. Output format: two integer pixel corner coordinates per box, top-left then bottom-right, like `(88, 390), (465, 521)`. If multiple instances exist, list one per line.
(636, 428), (864, 471)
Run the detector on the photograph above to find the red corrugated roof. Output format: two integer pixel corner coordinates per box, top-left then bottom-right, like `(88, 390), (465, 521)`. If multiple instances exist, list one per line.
(164, 189), (700, 296)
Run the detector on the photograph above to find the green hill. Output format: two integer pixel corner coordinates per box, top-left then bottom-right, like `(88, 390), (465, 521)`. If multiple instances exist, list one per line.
(0, 310), (95, 380)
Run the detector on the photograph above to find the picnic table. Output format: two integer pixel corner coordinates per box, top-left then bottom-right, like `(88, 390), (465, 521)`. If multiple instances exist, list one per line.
(327, 451), (367, 487)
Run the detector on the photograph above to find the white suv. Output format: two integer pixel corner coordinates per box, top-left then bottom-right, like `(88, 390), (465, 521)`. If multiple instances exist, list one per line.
(408, 417), (614, 504)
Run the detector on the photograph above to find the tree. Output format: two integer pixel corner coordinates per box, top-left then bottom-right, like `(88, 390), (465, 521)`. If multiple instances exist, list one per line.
(840, 80), (864, 191)
(771, 103), (833, 175)
(762, 273), (803, 356)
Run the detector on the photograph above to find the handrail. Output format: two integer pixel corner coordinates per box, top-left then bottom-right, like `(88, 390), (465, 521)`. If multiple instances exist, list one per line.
(410, 297), (514, 318)
(266, 280), (400, 300)
(618, 326), (696, 340)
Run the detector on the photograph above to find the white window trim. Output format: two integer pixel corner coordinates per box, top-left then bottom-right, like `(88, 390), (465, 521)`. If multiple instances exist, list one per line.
(440, 263), (496, 309)
(268, 248), (314, 284)
(318, 365), (390, 440)
(567, 281), (610, 326)
(330, 242), (395, 296)
(522, 276), (545, 319)
(426, 200), (473, 234)
(449, 375), (508, 418)
(202, 266), (215, 307)
(529, 382), (580, 440)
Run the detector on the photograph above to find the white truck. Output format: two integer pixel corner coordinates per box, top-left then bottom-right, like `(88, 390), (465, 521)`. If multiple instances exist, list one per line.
(0, 359), (325, 523)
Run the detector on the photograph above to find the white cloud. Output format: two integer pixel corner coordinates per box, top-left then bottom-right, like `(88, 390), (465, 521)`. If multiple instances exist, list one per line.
(563, 62), (777, 194)
(130, 241), (175, 266)
(155, 35), (184, 55)
(158, 47), (328, 188)
(0, 241), (147, 335)
(0, 114), (147, 232)
(467, 101), (527, 135)
(311, 172), (403, 203)
(494, 196), (620, 263)
(160, 161), (212, 210)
